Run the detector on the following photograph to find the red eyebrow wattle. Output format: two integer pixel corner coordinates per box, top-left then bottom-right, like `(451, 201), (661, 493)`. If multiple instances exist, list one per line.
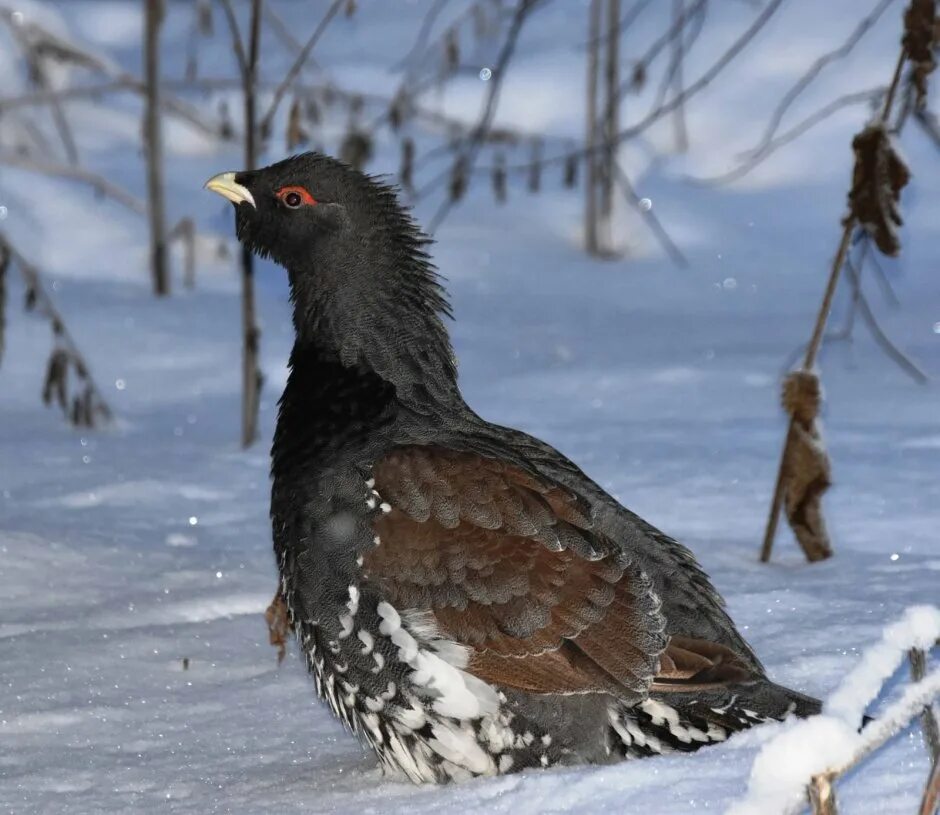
(276, 185), (317, 205)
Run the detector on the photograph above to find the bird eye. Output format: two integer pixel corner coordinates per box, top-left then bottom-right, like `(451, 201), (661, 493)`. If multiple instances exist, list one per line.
(276, 185), (317, 209)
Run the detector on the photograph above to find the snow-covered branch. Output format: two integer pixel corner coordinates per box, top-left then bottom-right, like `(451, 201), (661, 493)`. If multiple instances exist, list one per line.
(730, 606), (940, 815)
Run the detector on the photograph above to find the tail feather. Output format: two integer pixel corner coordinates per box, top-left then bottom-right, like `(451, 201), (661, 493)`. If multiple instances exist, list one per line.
(611, 680), (821, 758)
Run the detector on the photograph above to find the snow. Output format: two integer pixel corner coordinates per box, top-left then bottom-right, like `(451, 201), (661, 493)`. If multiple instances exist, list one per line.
(1, 1), (939, 813)
(729, 606), (940, 815)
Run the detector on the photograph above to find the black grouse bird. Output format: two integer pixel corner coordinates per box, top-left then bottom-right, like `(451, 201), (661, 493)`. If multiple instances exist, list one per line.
(205, 153), (820, 783)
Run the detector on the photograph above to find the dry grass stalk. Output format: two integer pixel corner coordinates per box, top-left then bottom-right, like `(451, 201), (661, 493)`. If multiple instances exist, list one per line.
(780, 371), (833, 561)
(922, 754), (940, 815)
(143, 0), (169, 297)
(218, 0), (264, 448)
(808, 773), (838, 815)
(760, 4), (921, 562)
(167, 217), (196, 289)
(0, 232), (112, 428)
(0, 245), (7, 365)
(286, 97), (309, 152)
(585, 0), (602, 254)
(911, 648), (940, 762)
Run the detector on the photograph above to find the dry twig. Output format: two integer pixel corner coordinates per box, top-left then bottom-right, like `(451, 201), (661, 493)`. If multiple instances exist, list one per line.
(760, 41), (909, 563)
(0, 232), (112, 427)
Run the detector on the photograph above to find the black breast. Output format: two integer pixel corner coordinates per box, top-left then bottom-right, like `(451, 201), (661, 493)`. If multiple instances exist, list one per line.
(271, 343), (398, 482)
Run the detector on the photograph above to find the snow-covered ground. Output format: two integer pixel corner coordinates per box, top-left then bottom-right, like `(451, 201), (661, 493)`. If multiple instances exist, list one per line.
(1, 1), (938, 813)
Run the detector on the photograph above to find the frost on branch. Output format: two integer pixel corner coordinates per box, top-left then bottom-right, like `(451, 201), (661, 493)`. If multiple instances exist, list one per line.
(730, 606), (940, 815)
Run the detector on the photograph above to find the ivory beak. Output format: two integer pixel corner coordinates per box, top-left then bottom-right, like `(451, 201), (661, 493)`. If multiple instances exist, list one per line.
(204, 171), (256, 208)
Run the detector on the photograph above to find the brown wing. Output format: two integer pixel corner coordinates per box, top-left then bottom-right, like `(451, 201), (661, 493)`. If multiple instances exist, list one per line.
(363, 446), (669, 699)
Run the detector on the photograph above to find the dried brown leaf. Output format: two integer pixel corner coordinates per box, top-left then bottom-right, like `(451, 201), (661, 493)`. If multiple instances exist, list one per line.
(903, 0), (937, 108)
(845, 123), (910, 257)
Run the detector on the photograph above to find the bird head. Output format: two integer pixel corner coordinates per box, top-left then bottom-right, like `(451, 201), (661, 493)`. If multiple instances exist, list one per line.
(205, 152), (458, 403)
(204, 152), (381, 269)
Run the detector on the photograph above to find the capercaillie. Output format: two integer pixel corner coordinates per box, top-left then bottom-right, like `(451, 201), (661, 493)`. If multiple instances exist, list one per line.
(205, 154), (820, 784)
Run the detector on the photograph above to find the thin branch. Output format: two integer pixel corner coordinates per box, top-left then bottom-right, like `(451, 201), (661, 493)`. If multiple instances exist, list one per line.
(617, 0), (707, 98)
(5, 17), (80, 164)
(845, 250), (929, 384)
(915, 107), (940, 149)
(0, 231), (113, 421)
(834, 667), (940, 778)
(258, 0), (345, 136)
(922, 753), (940, 815)
(427, 0), (543, 234)
(865, 248), (900, 306)
(581, 0), (655, 48)
(0, 152), (146, 214)
(0, 79), (234, 141)
(217, 0), (249, 78)
(262, 2), (321, 71)
(613, 163), (688, 267)
(692, 88), (884, 185)
(745, 0), (899, 159)
(393, 0), (450, 72)
(761, 43), (908, 561)
(651, 0), (707, 138)
(910, 648), (940, 763)
(483, 0), (784, 177)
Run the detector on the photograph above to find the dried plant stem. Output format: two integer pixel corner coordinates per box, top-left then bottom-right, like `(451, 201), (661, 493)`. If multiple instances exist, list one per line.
(585, 0), (602, 254)
(760, 46), (907, 563)
(582, 0), (653, 48)
(600, 0), (620, 250)
(427, 0), (539, 234)
(243, 0), (263, 449)
(922, 755), (940, 815)
(808, 773), (839, 815)
(845, 251), (928, 384)
(838, 668), (940, 776)
(748, 0), (899, 160)
(693, 88), (885, 186)
(467, 0), (783, 180)
(5, 19), (79, 164)
(915, 107), (940, 149)
(262, 2), (321, 71)
(910, 649), (940, 762)
(258, 0), (344, 137)
(0, 79), (232, 141)
(760, 223), (853, 562)
(167, 218), (196, 289)
(393, 0), (449, 72)
(0, 231), (112, 422)
(613, 163), (688, 267)
(219, 0), (264, 448)
(0, 152), (146, 214)
(670, 0), (689, 152)
(144, 0), (169, 297)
